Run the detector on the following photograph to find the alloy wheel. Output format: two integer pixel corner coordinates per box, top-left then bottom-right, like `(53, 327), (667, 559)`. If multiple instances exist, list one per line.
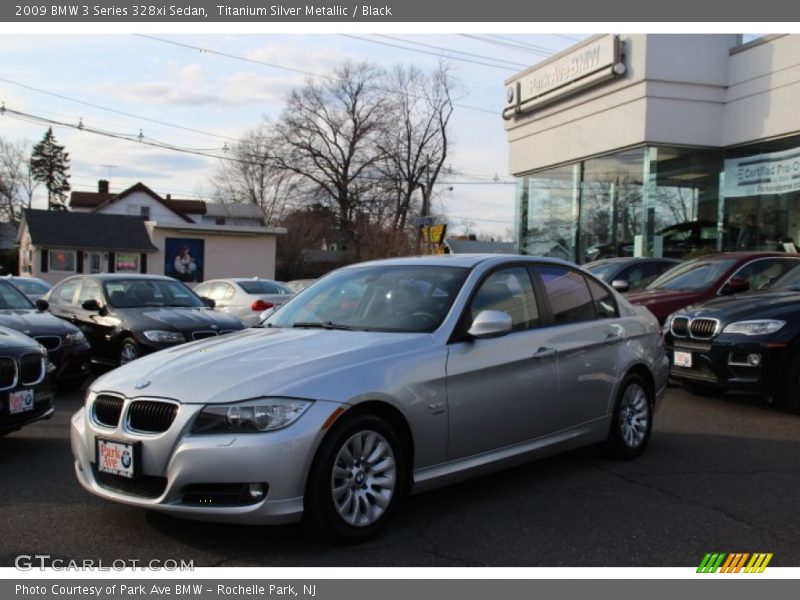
(618, 383), (650, 449)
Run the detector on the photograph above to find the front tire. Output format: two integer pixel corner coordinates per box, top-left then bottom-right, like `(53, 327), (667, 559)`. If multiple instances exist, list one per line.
(605, 373), (653, 459)
(118, 338), (141, 366)
(304, 413), (407, 542)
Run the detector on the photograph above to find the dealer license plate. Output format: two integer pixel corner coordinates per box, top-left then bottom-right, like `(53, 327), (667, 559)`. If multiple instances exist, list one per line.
(673, 351), (693, 368)
(9, 389), (34, 415)
(96, 439), (136, 479)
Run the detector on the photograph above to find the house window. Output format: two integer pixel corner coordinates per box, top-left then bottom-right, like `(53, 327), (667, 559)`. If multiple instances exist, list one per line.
(87, 252), (103, 274)
(140, 206), (151, 219)
(49, 250), (76, 272)
(115, 253), (140, 273)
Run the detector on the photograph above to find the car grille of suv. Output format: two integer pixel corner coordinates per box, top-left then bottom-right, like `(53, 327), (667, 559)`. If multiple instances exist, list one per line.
(18, 354), (44, 385)
(0, 357), (17, 389)
(92, 466), (167, 499)
(34, 336), (61, 351)
(670, 316), (689, 337)
(127, 400), (178, 434)
(191, 330), (219, 340)
(93, 395), (124, 428)
(690, 318), (719, 339)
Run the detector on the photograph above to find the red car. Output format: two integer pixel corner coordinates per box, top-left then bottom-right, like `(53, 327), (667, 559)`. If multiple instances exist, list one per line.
(625, 252), (800, 324)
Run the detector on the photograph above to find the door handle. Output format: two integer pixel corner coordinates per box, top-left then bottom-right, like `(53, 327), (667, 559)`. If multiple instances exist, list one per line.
(604, 332), (623, 344)
(533, 346), (557, 359)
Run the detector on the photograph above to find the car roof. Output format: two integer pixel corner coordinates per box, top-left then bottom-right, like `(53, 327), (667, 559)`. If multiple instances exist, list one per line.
(585, 257), (680, 267)
(688, 251), (794, 262)
(84, 273), (177, 282)
(345, 253), (577, 269)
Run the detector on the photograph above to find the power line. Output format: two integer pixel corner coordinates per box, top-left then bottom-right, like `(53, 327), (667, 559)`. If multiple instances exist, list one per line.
(486, 34), (561, 55)
(371, 34), (531, 69)
(137, 34), (499, 116)
(0, 77), (235, 143)
(341, 34), (519, 72)
(458, 34), (555, 58)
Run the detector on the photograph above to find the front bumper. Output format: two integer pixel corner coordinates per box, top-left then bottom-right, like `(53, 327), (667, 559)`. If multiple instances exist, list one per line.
(50, 342), (92, 384)
(0, 377), (56, 433)
(667, 337), (789, 395)
(70, 396), (344, 524)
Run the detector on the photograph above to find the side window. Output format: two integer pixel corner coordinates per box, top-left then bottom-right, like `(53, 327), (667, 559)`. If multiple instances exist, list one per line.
(193, 283), (211, 298)
(222, 284), (235, 299)
(78, 280), (103, 306)
(537, 266), (596, 325)
(586, 277), (619, 319)
(470, 267), (539, 332)
(732, 258), (800, 291)
(56, 279), (80, 305)
(207, 282), (232, 300)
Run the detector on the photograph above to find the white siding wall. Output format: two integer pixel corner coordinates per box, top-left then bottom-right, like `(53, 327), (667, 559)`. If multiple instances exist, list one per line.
(93, 191), (187, 224)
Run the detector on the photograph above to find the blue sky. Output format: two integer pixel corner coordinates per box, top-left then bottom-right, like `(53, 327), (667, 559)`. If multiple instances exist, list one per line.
(0, 34), (583, 237)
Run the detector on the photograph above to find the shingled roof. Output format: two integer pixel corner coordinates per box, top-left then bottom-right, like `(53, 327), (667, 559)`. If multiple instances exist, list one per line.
(21, 209), (158, 252)
(69, 182), (204, 223)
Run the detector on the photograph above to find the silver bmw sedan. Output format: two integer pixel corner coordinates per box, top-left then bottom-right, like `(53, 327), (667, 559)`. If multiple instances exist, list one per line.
(71, 254), (668, 541)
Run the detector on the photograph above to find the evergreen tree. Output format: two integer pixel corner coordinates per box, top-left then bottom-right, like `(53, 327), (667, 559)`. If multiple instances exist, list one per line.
(30, 127), (70, 210)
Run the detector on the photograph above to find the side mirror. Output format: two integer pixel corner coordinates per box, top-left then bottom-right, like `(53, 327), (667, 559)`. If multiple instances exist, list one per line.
(467, 310), (513, 339)
(35, 298), (49, 312)
(201, 296), (216, 308)
(81, 299), (101, 312)
(611, 279), (630, 293)
(721, 276), (750, 295)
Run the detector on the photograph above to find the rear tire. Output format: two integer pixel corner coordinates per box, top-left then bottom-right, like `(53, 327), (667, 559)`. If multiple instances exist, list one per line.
(304, 413), (408, 543)
(605, 373), (653, 459)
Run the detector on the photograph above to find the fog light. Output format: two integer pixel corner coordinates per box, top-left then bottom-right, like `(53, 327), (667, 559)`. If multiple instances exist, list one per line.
(248, 483), (266, 500)
(747, 353), (761, 366)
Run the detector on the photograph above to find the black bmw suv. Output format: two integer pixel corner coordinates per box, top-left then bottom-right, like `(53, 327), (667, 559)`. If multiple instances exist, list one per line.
(46, 274), (245, 366)
(664, 262), (800, 411)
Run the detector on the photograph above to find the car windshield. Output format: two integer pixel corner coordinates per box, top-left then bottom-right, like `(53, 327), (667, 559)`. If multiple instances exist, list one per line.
(646, 258), (736, 291)
(0, 280), (35, 310)
(768, 264), (800, 290)
(239, 280), (293, 295)
(104, 279), (206, 308)
(584, 262), (619, 283)
(264, 265), (469, 333)
(11, 279), (51, 295)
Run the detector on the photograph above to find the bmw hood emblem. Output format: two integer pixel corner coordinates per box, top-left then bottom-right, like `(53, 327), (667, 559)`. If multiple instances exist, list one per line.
(135, 379), (151, 390)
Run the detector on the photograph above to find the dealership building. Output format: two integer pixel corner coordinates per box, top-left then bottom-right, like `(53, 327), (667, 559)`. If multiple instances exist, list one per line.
(504, 34), (800, 263)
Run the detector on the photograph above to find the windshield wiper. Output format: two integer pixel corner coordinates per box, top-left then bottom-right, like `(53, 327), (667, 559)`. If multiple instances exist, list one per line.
(292, 321), (364, 331)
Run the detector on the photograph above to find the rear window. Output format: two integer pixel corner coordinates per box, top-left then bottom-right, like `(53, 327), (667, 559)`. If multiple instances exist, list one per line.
(239, 281), (292, 295)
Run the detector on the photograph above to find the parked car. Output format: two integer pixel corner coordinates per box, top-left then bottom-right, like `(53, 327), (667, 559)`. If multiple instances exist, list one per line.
(5, 276), (52, 302)
(45, 274), (245, 366)
(0, 279), (91, 390)
(583, 257), (681, 292)
(71, 255), (668, 541)
(193, 278), (295, 327)
(0, 325), (56, 436)
(584, 219), (722, 262)
(664, 263), (800, 410)
(625, 252), (800, 324)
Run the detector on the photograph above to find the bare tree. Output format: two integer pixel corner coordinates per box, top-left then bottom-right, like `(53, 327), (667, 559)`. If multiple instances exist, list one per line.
(0, 138), (38, 225)
(379, 62), (456, 233)
(211, 125), (303, 226)
(268, 62), (391, 258)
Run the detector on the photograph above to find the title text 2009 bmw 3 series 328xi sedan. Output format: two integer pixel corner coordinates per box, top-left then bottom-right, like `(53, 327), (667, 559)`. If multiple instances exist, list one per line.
(71, 255), (669, 541)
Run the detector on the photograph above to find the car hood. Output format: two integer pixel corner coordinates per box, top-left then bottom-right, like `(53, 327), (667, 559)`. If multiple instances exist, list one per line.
(678, 290), (800, 321)
(116, 307), (243, 331)
(0, 309), (79, 336)
(90, 326), (433, 404)
(624, 288), (707, 316)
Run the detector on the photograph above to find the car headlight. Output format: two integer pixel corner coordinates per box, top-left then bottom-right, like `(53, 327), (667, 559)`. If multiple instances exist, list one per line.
(192, 398), (313, 434)
(722, 320), (786, 336)
(64, 331), (87, 346)
(142, 330), (186, 343)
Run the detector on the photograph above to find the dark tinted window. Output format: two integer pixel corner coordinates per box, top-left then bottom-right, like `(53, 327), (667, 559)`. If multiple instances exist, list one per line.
(78, 280), (103, 305)
(618, 261), (673, 291)
(11, 279), (51, 295)
(239, 280), (292, 295)
(104, 279), (205, 308)
(470, 267), (539, 331)
(537, 266), (596, 325)
(586, 277), (618, 319)
(731, 258), (800, 292)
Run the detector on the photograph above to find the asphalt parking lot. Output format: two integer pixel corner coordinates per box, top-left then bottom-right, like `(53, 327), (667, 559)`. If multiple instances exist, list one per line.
(2, 382), (800, 567)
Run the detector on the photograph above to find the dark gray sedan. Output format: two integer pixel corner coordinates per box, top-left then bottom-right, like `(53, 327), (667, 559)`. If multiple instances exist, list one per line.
(71, 255), (668, 541)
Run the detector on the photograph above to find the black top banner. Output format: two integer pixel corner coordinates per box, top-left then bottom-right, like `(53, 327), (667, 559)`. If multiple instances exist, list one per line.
(3, 0), (798, 22)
